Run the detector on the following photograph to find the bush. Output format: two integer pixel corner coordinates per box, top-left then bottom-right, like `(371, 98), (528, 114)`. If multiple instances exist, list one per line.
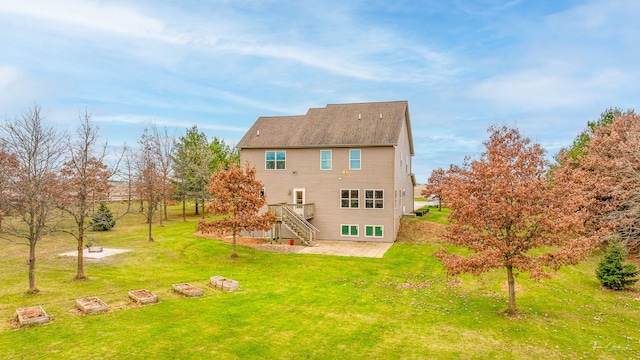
(596, 242), (639, 290)
(91, 202), (116, 231)
(414, 207), (429, 217)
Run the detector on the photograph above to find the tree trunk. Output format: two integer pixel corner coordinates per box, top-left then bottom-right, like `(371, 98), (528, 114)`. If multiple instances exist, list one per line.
(76, 224), (86, 280)
(163, 196), (168, 221)
(148, 219), (154, 242)
(195, 201), (199, 215)
(28, 244), (37, 293)
(182, 195), (186, 222)
(506, 265), (517, 314)
(231, 230), (238, 258)
(148, 206), (154, 242)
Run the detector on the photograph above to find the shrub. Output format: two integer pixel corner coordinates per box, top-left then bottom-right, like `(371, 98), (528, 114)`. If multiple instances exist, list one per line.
(91, 202), (116, 231)
(596, 241), (639, 290)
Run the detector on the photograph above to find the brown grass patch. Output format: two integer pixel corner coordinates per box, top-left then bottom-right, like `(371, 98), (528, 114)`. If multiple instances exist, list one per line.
(396, 219), (446, 243)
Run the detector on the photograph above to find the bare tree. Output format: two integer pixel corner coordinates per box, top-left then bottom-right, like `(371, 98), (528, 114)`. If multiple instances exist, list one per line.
(151, 125), (175, 225)
(0, 105), (67, 293)
(58, 110), (118, 280)
(135, 128), (163, 242)
(119, 143), (135, 212)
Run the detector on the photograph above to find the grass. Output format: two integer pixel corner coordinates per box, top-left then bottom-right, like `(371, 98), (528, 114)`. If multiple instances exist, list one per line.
(1, 204), (639, 359)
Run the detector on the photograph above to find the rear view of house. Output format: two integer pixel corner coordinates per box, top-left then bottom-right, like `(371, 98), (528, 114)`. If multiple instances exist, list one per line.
(237, 101), (416, 244)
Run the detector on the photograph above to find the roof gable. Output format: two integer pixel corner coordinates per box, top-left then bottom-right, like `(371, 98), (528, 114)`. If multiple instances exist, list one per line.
(237, 101), (413, 153)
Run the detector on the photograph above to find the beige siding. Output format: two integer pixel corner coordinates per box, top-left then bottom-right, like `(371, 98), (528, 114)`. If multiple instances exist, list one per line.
(242, 146), (397, 242)
(393, 113), (415, 236)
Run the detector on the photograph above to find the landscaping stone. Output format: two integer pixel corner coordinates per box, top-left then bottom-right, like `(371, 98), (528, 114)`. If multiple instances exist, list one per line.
(128, 289), (158, 305)
(172, 283), (203, 297)
(16, 306), (50, 326)
(210, 276), (239, 292)
(76, 296), (108, 314)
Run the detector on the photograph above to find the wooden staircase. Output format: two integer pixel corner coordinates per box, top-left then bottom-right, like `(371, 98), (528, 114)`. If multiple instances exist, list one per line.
(269, 204), (318, 245)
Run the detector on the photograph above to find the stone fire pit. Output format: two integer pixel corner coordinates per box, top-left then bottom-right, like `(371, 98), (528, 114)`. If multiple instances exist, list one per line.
(75, 296), (108, 314)
(16, 306), (50, 326)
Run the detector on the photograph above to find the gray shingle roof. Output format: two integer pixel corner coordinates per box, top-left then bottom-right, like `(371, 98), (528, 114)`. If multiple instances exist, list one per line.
(237, 101), (413, 154)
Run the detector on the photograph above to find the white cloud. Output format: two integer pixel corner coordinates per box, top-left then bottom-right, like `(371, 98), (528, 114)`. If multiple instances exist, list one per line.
(0, 65), (22, 90)
(92, 114), (247, 133)
(469, 68), (628, 110)
(0, 0), (183, 44)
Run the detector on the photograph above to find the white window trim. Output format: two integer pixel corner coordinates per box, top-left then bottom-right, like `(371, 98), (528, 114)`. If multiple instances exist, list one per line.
(320, 149), (332, 170)
(349, 149), (361, 170)
(341, 224), (359, 237)
(340, 188), (359, 209)
(265, 150), (286, 170)
(364, 189), (384, 209)
(364, 225), (384, 238)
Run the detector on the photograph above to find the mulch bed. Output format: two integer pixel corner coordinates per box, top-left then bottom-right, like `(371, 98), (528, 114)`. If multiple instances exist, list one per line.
(196, 231), (304, 254)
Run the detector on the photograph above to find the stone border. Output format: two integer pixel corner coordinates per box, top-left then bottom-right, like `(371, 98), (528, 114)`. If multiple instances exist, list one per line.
(76, 296), (109, 314)
(16, 306), (50, 326)
(128, 289), (158, 305)
(172, 283), (203, 297)
(210, 276), (239, 292)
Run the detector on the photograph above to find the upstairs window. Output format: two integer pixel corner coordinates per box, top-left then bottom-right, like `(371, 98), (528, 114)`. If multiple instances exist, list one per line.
(349, 149), (361, 170)
(341, 189), (359, 208)
(266, 151), (286, 170)
(365, 190), (384, 209)
(320, 150), (332, 170)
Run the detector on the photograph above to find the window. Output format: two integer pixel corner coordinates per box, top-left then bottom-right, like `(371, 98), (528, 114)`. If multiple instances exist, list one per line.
(320, 150), (332, 170)
(341, 224), (359, 237)
(406, 155), (409, 173)
(365, 189), (384, 209)
(365, 225), (383, 238)
(265, 151), (286, 170)
(341, 189), (359, 208)
(349, 149), (361, 170)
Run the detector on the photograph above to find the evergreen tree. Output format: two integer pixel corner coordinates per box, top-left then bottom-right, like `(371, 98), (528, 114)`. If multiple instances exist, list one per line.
(91, 202), (116, 231)
(596, 242), (639, 290)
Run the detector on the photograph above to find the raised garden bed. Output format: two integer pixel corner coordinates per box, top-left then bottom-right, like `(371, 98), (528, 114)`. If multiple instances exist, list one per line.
(210, 276), (239, 292)
(172, 283), (203, 297)
(128, 289), (158, 305)
(75, 296), (108, 314)
(16, 306), (50, 326)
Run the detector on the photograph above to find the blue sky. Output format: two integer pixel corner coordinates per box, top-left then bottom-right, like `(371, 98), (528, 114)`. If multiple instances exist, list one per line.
(0, 0), (638, 181)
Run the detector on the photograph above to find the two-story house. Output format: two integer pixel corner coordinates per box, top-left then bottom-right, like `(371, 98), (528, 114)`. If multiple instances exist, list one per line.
(236, 101), (416, 244)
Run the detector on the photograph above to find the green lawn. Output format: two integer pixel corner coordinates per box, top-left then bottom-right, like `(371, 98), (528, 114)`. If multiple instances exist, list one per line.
(1, 205), (639, 359)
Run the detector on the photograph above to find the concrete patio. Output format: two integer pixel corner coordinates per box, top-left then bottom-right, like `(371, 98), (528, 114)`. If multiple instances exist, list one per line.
(297, 240), (393, 258)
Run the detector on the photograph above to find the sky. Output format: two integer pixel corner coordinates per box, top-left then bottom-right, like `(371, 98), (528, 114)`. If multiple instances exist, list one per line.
(0, 0), (638, 182)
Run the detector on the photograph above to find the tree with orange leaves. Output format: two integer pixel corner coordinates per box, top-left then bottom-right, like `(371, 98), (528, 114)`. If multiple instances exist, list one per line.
(572, 110), (640, 253)
(197, 162), (274, 258)
(58, 110), (116, 280)
(436, 125), (595, 314)
(421, 167), (446, 211)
